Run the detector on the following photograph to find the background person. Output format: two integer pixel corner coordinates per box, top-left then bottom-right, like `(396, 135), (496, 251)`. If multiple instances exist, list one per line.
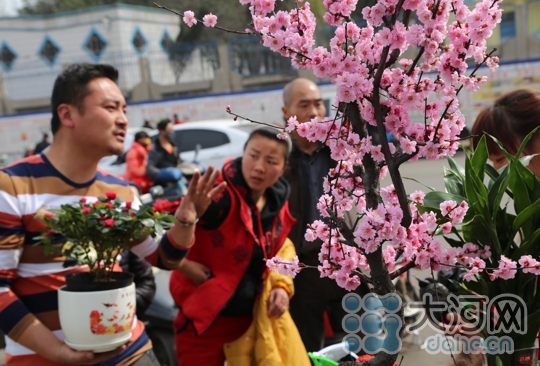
(119, 249), (156, 320)
(472, 88), (540, 176)
(281, 78), (370, 352)
(125, 131), (152, 194)
(33, 133), (50, 154)
(146, 119), (183, 189)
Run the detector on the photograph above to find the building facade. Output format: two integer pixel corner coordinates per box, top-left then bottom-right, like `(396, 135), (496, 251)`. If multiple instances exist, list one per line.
(0, 3), (181, 113)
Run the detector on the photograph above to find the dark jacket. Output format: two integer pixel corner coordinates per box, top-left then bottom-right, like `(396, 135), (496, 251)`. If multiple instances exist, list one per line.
(119, 249), (156, 319)
(146, 138), (180, 182)
(34, 140), (50, 154)
(169, 157), (296, 335)
(283, 143), (357, 262)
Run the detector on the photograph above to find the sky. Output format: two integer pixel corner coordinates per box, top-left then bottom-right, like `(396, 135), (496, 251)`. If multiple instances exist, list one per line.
(0, 0), (25, 16)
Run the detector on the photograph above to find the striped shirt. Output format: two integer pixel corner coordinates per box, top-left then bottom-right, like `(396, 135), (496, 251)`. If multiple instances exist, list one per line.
(0, 154), (185, 366)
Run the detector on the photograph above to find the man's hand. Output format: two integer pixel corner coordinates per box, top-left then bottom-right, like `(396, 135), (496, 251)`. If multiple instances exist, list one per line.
(17, 320), (127, 365)
(178, 258), (212, 286)
(53, 343), (126, 365)
(175, 166), (227, 224)
(267, 287), (289, 319)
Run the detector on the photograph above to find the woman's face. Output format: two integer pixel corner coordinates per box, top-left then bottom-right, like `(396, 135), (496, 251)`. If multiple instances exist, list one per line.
(489, 152), (508, 171)
(242, 135), (287, 197)
(489, 151), (540, 178)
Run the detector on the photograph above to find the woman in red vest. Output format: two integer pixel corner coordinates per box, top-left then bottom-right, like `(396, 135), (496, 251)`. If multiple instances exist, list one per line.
(124, 131), (152, 193)
(167, 127), (296, 365)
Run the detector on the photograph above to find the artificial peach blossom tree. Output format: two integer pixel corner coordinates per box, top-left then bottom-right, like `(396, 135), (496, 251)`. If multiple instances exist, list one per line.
(156, 0), (509, 364)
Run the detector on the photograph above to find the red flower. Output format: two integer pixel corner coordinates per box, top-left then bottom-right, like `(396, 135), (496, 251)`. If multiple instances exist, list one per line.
(80, 198), (87, 203)
(105, 203), (113, 209)
(104, 219), (115, 227)
(93, 201), (102, 207)
(106, 192), (117, 200)
(43, 231), (52, 237)
(44, 213), (53, 219)
(82, 207), (92, 215)
(129, 211), (137, 217)
(153, 199), (181, 214)
(125, 202), (132, 209)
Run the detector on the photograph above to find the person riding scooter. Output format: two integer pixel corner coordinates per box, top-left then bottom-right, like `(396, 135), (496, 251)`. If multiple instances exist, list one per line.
(125, 131), (152, 194)
(146, 119), (184, 193)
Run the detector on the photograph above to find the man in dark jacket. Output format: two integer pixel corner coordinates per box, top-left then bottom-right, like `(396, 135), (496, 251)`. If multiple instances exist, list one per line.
(282, 78), (369, 352)
(34, 133), (50, 154)
(119, 249), (156, 320)
(146, 119), (183, 188)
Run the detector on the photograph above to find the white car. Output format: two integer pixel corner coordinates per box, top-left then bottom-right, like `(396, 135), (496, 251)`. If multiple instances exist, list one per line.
(98, 119), (257, 177)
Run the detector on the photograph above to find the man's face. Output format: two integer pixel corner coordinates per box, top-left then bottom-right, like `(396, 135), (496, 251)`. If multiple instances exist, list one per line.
(160, 123), (174, 138)
(72, 77), (128, 157)
(282, 83), (326, 124)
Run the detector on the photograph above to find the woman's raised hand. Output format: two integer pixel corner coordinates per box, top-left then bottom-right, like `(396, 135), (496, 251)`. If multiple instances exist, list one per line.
(175, 166), (227, 224)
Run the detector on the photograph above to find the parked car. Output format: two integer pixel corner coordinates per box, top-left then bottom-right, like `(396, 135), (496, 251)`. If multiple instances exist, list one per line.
(98, 119), (257, 177)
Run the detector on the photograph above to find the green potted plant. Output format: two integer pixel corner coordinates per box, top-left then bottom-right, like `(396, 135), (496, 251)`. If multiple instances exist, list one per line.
(423, 131), (540, 366)
(36, 192), (174, 352)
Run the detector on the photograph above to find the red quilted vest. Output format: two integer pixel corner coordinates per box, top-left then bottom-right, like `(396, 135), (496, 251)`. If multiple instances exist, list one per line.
(169, 161), (296, 335)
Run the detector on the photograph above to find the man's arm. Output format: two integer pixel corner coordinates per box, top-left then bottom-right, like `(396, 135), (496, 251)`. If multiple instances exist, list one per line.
(0, 172), (122, 364)
(131, 167), (226, 269)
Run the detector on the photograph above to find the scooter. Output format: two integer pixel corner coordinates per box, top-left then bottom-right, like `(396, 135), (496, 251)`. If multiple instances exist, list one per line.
(142, 268), (178, 366)
(139, 145), (205, 366)
(140, 144), (205, 206)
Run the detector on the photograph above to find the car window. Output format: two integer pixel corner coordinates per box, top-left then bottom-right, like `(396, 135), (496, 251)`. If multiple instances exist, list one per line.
(174, 129), (230, 153)
(233, 124), (260, 134)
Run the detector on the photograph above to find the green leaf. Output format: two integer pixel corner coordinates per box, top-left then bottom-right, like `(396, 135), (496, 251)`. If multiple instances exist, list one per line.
(402, 176), (436, 192)
(443, 168), (465, 197)
(470, 135), (489, 180)
(487, 166), (510, 220)
(423, 191), (465, 210)
(443, 235), (465, 248)
(155, 223), (164, 236)
(141, 218), (155, 227)
(512, 227), (540, 260)
(513, 197), (540, 235)
(486, 133), (514, 162)
(447, 156), (465, 179)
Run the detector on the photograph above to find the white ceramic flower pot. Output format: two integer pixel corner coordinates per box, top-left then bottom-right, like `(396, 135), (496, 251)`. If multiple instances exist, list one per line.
(58, 282), (136, 352)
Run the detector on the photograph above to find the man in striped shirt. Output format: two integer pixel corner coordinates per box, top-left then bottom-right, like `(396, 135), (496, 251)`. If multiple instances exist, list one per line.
(0, 63), (210, 365)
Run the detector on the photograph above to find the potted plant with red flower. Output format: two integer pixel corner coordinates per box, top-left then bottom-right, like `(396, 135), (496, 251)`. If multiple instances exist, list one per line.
(36, 192), (174, 352)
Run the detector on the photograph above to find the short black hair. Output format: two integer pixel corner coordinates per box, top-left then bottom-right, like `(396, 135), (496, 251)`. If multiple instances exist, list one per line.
(50, 63), (119, 135)
(134, 131), (149, 141)
(157, 119), (172, 131)
(244, 127), (292, 161)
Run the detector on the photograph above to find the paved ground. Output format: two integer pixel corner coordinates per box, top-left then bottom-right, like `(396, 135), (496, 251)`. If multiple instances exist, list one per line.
(0, 153), (467, 365)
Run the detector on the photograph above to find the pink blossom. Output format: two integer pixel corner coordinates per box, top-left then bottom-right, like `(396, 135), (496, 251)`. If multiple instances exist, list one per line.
(410, 190), (425, 204)
(383, 247), (397, 272)
(440, 200), (457, 216)
(266, 256), (302, 278)
(519, 255), (540, 274)
(202, 13), (218, 28)
(491, 256), (517, 280)
(183, 11), (197, 27)
(478, 246), (492, 259)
